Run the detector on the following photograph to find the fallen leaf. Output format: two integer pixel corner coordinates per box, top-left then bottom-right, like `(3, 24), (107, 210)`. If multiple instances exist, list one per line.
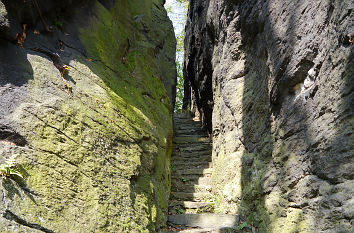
(0, 140), (17, 146)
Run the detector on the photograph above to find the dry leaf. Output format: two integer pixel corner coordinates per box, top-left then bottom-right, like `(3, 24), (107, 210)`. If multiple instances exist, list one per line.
(15, 24), (27, 47)
(0, 140), (17, 146)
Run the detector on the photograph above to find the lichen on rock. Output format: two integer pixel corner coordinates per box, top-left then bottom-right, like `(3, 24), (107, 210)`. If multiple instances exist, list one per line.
(0, 0), (176, 232)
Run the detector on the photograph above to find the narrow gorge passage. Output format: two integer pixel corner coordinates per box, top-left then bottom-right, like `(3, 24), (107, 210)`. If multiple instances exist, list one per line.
(167, 113), (240, 232)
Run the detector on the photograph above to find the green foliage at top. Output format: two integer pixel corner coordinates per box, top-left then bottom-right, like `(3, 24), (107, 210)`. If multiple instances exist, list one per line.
(165, 0), (188, 112)
(175, 61), (184, 112)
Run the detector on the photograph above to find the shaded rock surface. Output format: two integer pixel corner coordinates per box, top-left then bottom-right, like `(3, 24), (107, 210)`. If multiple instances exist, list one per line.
(0, 0), (176, 232)
(184, 0), (353, 232)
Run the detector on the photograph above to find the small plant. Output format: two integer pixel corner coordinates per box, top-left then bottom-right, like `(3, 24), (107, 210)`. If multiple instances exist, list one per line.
(174, 207), (184, 214)
(54, 18), (63, 29)
(181, 177), (189, 183)
(0, 155), (23, 178)
(236, 222), (248, 231)
(215, 205), (226, 214)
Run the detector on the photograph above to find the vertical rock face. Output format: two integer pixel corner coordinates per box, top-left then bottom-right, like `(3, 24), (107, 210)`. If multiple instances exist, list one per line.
(0, 0), (176, 232)
(184, 0), (353, 232)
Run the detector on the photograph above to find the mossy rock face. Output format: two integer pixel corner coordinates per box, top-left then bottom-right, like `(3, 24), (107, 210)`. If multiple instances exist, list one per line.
(0, 0), (176, 232)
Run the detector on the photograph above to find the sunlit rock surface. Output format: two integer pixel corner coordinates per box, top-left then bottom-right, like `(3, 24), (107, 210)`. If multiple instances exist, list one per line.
(0, 0), (176, 232)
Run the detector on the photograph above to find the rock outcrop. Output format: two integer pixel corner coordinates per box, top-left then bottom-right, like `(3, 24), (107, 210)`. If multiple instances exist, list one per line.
(0, 0), (176, 232)
(184, 0), (353, 232)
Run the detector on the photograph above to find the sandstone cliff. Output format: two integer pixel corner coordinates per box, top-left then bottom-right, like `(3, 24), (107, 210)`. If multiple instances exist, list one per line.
(0, 0), (176, 232)
(184, 0), (353, 232)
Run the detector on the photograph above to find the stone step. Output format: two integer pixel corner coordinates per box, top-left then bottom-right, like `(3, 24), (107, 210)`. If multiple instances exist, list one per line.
(173, 116), (201, 121)
(174, 134), (208, 138)
(173, 146), (212, 152)
(173, 114), (195, 119)
(174, 122), (203, 128)
(169, 200), (210, 209)
(173, 135), (210, 139)
(174, 138), (210, 143)
(172, 158), (211, 164)
(168, 228), (241, 233)
(173, 136), (211, 144)
(174, 135), (210, 139)
(172, 161), (212, 169)
(174, 126), (203, 131)
(171, 192), (212, 201)
(172, 154), (212, 162)
(167, 214), (240, 230)
(172, 172), (211, 181)
(174, 167), (212, 175)
(172, 176), (212, 186)
(173, 144), (212, 151)
(174, 133), (206, 136)
(173, 150), (211, 156)
(174, 128), (207, 134)
(174, 134), (209, 138)
(175, 168), (213, 176)
(174, 120), (202, 125)
(173, 142), (212, 147)
(168, 228), (232, 233)
(174, 145), (212, 152)
(172, 184), (212, 193)
(174, 116), (201, 121)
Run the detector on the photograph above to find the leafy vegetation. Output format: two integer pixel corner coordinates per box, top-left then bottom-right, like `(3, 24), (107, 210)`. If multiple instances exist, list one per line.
(181, 177), (190, 182)
(0, 155), (23, 178)
(165, 0), (188, 112)
(236, 222), (248, 231)
(174, 207), (184, 214)
(54, 18), (63, 29)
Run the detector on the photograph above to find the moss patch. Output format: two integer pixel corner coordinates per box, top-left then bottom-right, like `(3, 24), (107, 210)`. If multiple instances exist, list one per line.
(1, 0), (175, 232)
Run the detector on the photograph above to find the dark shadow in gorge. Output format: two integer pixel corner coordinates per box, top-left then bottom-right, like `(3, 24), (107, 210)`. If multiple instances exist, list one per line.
(183, 0), (214, 133)
(238, 0), (273, 228)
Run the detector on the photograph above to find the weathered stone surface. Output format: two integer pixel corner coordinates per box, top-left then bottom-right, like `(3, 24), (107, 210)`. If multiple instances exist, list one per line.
(168, 213), (239, 229)
(0, 1), (9, 36)
(184, 0), (353, 232)
(0, 0), (175, 232)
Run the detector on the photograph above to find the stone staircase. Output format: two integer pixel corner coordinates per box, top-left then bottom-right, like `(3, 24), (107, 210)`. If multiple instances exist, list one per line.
(167, 113), (239, 233)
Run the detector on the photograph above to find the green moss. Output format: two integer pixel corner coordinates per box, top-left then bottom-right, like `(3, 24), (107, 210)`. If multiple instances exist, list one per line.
(2, 0), (174, 232)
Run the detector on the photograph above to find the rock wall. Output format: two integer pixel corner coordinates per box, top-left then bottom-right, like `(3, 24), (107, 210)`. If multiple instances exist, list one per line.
(0, 0), (176, 232)
(184, 0), (353, 232)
